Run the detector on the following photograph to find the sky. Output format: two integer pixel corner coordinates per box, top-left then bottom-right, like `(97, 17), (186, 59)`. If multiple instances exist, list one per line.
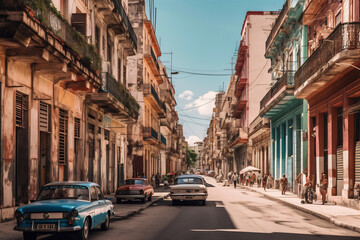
(147, 0), (286, 145)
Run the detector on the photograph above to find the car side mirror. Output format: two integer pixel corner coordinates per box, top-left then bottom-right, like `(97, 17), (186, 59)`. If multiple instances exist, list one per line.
(30, 200), (36, 203)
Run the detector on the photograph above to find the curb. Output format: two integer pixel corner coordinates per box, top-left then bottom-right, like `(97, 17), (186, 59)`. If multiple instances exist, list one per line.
(241, 186), (360, 233)
(110, 193), (170, 222)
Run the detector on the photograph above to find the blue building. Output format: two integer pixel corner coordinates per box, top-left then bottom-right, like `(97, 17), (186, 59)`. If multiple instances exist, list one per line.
(259, 0), (308, 192)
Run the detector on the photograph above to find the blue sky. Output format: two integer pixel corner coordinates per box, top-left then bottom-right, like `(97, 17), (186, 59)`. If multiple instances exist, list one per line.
(147, 0), (285, 145)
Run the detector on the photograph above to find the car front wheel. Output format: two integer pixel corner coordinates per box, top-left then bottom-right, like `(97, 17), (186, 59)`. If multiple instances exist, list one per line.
(76, 217), (90, 240)
(101, 213), (110, 230)
(23, 232), (37, 240)
(148, 193), (152, 201)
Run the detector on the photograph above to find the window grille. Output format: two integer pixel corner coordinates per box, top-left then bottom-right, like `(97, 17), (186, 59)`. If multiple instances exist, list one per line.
(59, 109), (68, 165)
(88, 123), (95, 135)
(104, 130), (110, 141)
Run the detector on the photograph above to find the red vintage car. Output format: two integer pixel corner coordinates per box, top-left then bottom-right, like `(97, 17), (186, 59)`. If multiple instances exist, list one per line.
(115, 178), (154, 204)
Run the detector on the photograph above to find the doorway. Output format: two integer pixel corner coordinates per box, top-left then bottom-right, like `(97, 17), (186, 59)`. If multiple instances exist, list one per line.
(15, 92), (29, 205)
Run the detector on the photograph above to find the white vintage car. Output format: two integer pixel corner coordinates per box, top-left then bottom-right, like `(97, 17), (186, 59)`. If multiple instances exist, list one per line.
(170, 175), (208, 206)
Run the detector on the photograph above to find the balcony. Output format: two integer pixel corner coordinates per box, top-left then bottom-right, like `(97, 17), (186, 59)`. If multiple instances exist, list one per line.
(260, 71), (296, 118)
(144, 45), (162, 83)
(143, 84), (166, 117)
(143, 127), (159, 144)
(234, 78), (247, 98)
(266, 0), (290, 51)
(0, 0), (101, 88)
(295, 23), (360, 99)
(235, 40), (248, 75)
(94, 0), (137, 55)
(233, 100), (247, 119)
(160, 134), (167, 146)
(88, 72), (139, 121)
(229, 128), (249, 149)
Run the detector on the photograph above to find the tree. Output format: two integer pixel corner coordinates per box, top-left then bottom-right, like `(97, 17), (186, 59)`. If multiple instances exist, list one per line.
(186, 147), (198, 168)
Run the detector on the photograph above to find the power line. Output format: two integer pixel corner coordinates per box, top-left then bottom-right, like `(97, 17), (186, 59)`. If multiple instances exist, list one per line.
(173, 69), (232, 77)
(164, 65), (232, 73)
(177, 98), (216, 111)
(178, 114), (211, 121)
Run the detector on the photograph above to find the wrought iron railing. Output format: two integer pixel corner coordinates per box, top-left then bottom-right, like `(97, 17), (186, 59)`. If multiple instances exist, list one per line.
(111, 0), (137, 50)
(260, 71), (295, 110)
(160, 134), (166, 145)
(143, 127), (158, 141)
(102, 72), (140, 118)
(295, 23), (360, 90)
(266, 0), (290, 50)
(150, 46), (160, 73)
(19, 0), (102, 73)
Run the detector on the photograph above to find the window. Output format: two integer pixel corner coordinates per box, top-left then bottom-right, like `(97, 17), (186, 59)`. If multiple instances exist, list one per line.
(71, 13), (87, 36)
(39, 102), (50, 132)
(335, 10), (342, 27)
(16, 92), (28, 128)
(95, 26), (100, 53)
(59, 109), (68, 165)
(123, 64), (127, 87)
(90, 186), (97, 201)
(74, 117), (80, 139)
(118, 58), (122, 82)
(95, 186), (104, 200)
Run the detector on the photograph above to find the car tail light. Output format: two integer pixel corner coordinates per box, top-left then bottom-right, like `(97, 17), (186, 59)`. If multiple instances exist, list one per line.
(15, 210), (23, 223)
(68, 216), (75, 225)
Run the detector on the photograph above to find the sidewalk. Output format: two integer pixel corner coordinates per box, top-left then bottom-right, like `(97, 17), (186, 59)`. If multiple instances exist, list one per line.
(237, 184), (360, 233)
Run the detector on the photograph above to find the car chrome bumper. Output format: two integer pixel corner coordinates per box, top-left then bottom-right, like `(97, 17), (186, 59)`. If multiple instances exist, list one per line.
(170, 193), (208, 201)
(14, 220), (81, 232)
(115, 194), (145, 200)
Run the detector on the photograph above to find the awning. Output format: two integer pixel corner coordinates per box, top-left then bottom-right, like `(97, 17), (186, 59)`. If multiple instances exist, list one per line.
(240, 166), (261, 174)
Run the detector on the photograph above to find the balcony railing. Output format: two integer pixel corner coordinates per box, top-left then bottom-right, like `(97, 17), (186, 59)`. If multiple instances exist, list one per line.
(295, 23), (360, 90)
(150, 46), (160, 72)
(102, 72), (140, 118)
(22, 0), (101, 73)
(266, 0), (290, 51)
(160, 134), (166, 145)
(260, 71), (295, 110)
(111, 0), (137, 50)
(143, 127), (159, 141)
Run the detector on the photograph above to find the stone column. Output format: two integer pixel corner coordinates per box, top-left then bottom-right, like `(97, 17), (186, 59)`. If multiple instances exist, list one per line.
(328, 106), (337, 196)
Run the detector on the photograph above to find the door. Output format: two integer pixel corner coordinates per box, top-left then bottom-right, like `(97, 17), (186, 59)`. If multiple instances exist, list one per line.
(133, 155), (143, 178)
(88, 124), (95, 182)
(39, 102), (51, 188)
(15, 92), (29, 205)
(90, 186), (100, 226)
(95, 186), (107, 223)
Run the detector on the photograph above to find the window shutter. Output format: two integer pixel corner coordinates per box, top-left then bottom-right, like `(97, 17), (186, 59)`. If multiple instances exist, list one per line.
(355, 141), (360, 183)
(59, 109), (68, 165)
(336, 146), (343, 180)
(74, 117), (80, 139)
(39, 102), (50, 132)
(16, 92), (28, 128)
(71, 13), (87, 36)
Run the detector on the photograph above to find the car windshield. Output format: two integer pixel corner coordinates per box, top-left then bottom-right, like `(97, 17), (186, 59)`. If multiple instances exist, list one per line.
(175, 178), (203, 185)
(125, 179), (144, 185)
(37, 185), (89, 201)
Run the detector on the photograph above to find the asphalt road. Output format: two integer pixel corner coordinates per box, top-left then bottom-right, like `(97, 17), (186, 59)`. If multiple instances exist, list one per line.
(2, 176), (360, 240)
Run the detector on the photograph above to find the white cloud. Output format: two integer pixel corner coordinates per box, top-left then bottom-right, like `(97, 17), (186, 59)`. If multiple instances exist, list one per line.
(185, 91), (217, 116)
(178, 90), (194, 100)
(186, 135), (202, 146)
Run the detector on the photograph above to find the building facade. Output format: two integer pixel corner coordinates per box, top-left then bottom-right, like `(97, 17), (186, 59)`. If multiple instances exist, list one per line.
(294, 0), (360, 208)
(260, 0), (308, 192)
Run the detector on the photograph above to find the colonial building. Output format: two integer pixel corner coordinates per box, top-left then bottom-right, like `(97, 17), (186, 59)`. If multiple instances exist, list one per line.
(231, 11), (278, 175)
(0, 0), (138, 221)
(259, 0), (308, 192)
(294, 0), (360, 208)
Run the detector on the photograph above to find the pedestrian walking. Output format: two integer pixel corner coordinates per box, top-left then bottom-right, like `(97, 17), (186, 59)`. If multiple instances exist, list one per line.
(151, 174), (155, 186)
(228, 171), (233, 181)
(267, 174), (273, 189)
(250, 173), (256, 187)
(232, 172), (238, 189)
(155, 173), (160, 188)
(262, 174), (268, 191)
(280, 175), (288, 195)
(320, 173), (328, 205)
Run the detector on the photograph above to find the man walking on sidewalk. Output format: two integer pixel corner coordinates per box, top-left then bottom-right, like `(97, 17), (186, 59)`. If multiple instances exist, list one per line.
(232, 172), (238, 189)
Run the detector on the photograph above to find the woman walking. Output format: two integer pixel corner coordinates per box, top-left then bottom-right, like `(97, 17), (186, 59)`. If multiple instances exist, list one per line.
(232, 172), (238, 189)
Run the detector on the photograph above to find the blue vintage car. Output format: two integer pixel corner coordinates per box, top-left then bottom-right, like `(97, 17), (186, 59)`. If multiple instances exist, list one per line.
(14, 181), (114, 240)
